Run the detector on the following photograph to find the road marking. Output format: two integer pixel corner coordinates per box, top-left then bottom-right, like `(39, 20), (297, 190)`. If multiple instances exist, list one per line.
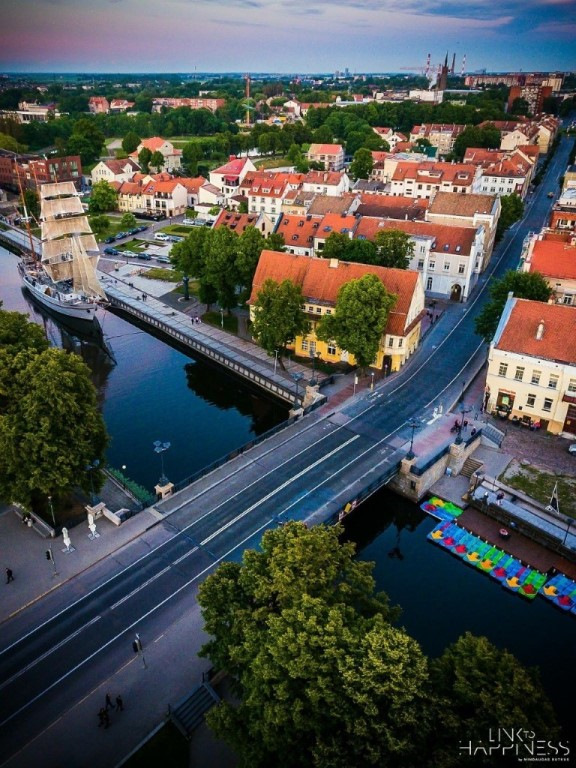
(200, 435), (361, 546)
(110, 567), (171, 610)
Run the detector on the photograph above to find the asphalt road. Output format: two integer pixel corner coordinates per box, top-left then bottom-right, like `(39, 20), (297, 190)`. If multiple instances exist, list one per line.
(0, 135), (572, 765)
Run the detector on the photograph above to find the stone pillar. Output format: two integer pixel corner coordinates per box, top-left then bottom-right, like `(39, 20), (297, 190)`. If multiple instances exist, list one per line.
(155, 481), (174, 500)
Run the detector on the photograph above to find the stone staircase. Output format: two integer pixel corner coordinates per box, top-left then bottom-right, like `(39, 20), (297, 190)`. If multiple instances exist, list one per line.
(169, 682), (220, 739)
(460, 456), (484, 479)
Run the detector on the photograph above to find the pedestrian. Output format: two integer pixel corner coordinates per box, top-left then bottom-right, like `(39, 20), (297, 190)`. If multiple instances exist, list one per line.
(496, 491), (504, 506)
(103, 709), (110, 729)
(97, 708), (106, 727)
(115, 695), (124, 712)
(105, 693), (113, 710)
(6, 568), (14, 584)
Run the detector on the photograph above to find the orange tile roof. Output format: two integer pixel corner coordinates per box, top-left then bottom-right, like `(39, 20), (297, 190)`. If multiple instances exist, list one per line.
(308, 143), (344, 155)
(428, 191), (497, 217)
(495, 299), (576, 364)
(302, 170), (345, 186)
(250, 251), (420, 337)
(214, 210), (263, 233)
(139, 137), (167, 151)
(392, 161), (476, 186)
(528, 240), (576, 280)
(277, 214), (323, 246)
(354, 217), (477, 254)
(317, 213), (357, 236)
(178, 176), (207, 193)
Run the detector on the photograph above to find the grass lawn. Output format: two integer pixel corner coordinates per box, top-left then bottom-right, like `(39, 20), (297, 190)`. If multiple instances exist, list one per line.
(203, 310), (238, 334)
(122, 722), (188, 768)
(142, 267), (181, 281)
(499, 463), (576, 519)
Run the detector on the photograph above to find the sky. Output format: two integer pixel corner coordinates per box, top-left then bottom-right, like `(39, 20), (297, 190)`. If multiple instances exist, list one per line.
(1, 0), (575, 75)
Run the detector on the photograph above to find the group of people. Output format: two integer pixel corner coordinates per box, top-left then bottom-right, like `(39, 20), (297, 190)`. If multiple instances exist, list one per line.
(191, 315), (202, 324)
(98, 693), (124, 729)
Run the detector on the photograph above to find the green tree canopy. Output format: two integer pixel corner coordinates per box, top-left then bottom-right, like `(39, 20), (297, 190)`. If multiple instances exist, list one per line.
(474, 270), (553, 341)
(349, 147), (373, 180)
(452, 124), (501, 161)
(0, 341), (108, 512)
(121, 131), (141, 154)
(182, 141), (204, 175)
(204, 227), (241, 311)
(149, 150), (165, 171)
(88, 180), (118, 214)
(427, 632), (559, 767)
(198, 522), (431, 768)
(373, 229), (415, 269)
(89, 214), (111, 237)
(138, 146), (152, 172)
(235, 226), (266, 303)
(317, 274), (397, 370)
(120, 212), (137, 229)
(251, 279), (310, 365)
(0, 307), (49, 403)
(497, 194), (524, 239)
(67, 118), (105, 164)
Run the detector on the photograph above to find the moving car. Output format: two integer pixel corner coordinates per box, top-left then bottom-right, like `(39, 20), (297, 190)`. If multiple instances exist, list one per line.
(569, 443), (576, 455)
(103, 247), (119, 255)
(137, 253), (152, 261)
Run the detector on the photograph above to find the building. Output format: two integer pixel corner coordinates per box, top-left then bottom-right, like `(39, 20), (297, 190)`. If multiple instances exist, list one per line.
(88, 96), (110, 114)
(275, 214), (323, 256)
(249, 250), (425, 372)
(130, 137), (182, 172)
(485, 297), (576, 435)
(151, 97), (225, 113)
(109, 99), (135, 113)
(0, 150), (82, 192)
(468, 149), (536, 199)
(116, 176), (188, 217)
(213, 210), (276, 237)
(508, 85), (553, 115)
(90, 158), (140, 186)
(301, 170), (350, 197)
(409, 124), (467, 155)
(465, 73), (564, 92)
(209, 156), (257, 204)
(389, 161), (482, 199)
(520, 232), (576, 306)
(307, 144), (345, 172)
(426, 191), (500, 271)
(1, 101), (61, 124)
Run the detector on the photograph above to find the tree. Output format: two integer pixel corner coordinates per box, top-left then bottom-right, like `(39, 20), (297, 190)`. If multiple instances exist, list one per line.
(89, 214), (111, 237)
(88, 180), (117, 214)
(497, 194), (524, 239)
(0, 344), (108, 512)
(251, 279), (310, 366)
(204, 227), (240, 311)
(122, 131), (141, 154)
(23, 188), (40, 222)
(323, 232), (352, 261)
(265, 232), (285, 252)
(373, 230), (415, 269)
(138, 146), (152, 172)
(171, 225), (209, 279)
(198, 521), (431, 768)
(510, 97), (530, 116)
(120, 212), (137, 229)
(182, 141), (203, 175)
(0, 132), (20, 152)
(474, 270), (553, 341)
(349, 148), (373, 180)
(427, 632), (559, 767)
(317, 274), (396, 370)
(236, 226), (266, 303)
(0, 307), (48, 403)
(67, 118), (105, 164)
(150, 150), (165, 171)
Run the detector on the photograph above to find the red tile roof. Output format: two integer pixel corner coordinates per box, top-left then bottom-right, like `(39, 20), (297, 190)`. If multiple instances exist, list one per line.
(527, 240), (576, 280)
(214, 210), (263, 234)
(496, 299), (576, 364)
(250, 251), (421, 337)
(308, 143), (344, 156)
(277, 214), (323, 247)
(354, 217), (477, 255)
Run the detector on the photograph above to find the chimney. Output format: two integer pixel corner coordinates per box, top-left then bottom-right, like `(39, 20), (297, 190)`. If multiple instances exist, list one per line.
(536, 320), (545, 340)
(329, 258), (339, 269)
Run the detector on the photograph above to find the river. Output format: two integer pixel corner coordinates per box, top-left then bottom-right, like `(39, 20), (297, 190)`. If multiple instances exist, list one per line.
(1, 246), (574, 736)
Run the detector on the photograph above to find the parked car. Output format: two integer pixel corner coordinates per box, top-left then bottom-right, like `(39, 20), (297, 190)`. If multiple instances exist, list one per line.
(547, 192), (554, 198)
(103, 247), (119, 255)
(123, 250), (138, 258)
(115, 232), (127, 240)
(137, 253), (152, 261)
(129, 228), (140, 235)
(104, 236), (116, 244)
(154, 232), (171, 241)
(155, 256), (171, 264)
(569, 443), (576, 455)
(136, 224), (149, 232)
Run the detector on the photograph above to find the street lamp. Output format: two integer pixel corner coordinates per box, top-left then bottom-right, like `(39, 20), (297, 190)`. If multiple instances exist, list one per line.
(153, 440), (171, 484)
(220, 308), (224, 329)
(47, 494), (56, 528)
(274, 349), (279, 376)
(309, 350), (318, 386)
(121, 465), (127, 490)
(406, 418), (418, 460)
(85, 459), (100, 504)
(291, 372), (304, 407)
(370, 371), (375, 391)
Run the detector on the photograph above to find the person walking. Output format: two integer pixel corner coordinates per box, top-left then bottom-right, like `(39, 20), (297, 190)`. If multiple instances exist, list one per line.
(105, 693), (113, 710)
(6, 568), (14, 584)
(97, 708), (106, 728)
(115, 695), (124, 712)
(102, 709), (110, 729)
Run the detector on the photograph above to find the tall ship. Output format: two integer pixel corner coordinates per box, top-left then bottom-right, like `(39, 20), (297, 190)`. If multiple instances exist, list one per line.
(18, 181), (106, 321)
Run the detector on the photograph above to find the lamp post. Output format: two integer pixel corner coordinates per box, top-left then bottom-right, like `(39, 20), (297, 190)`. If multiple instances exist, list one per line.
(85, 459), (100, 504)
(370, 371), (375, 391)
(48, 494), (56, 528)
(153, 440), (171, 484)
(274, 349), (279, 376)
(291, 372), (304, 407)
(121, 465), (127, 490)
(220, 307), (224, 329)
(309, 350), (318, 386)
(563, 518), (572, 546)
(406, 418), (418, 460)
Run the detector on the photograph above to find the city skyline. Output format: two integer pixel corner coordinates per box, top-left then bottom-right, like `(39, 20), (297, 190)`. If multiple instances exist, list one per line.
(1, 0), (575, 75)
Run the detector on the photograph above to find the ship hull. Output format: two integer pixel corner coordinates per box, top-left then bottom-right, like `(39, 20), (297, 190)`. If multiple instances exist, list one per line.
(20, 270), (97, 321)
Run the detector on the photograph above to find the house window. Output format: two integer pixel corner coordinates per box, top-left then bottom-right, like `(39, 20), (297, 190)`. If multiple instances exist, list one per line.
(301, 340), (309, 352)
(458, 263), (465, 274)
(498, 363), (508, 377)
(531, 371), (541, 385)
(548, 374), (559, 390)
(327, 343), (337, 355)
(398, 338), (403, 347)
(526, 393), (536, 408)
(429, 261), (435, 270)
(426, 277), (433, 290)
(563, 295), (573, 305)
(417, 259), (424, 270)
(542, 398), (553, 412)
(514, 366), (525, 381)
(326, 309), (332, 315)
(316, 307), (322, 314)
(444, 262), (450, 271)
(568, 378), (576, 394)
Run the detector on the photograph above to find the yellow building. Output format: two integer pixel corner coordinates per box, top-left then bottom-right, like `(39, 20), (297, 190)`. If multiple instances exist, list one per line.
(249, 251), (425, 372)
(486, 297), (576, 435)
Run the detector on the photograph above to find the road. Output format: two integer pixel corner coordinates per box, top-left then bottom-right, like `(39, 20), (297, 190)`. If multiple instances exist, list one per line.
(0, 135), (572, 765)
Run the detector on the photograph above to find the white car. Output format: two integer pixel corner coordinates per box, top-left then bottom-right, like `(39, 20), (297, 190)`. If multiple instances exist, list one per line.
(569, 443), (576, 455)
(154, 232), (171, 241)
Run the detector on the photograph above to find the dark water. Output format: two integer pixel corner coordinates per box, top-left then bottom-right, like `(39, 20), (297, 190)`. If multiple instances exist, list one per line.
(1, 247), (574, 736)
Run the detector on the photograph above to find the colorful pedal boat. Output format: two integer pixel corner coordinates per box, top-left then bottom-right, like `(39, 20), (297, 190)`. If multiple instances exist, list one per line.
(541, 573), (576, 610)
(420, 496), (463, 521)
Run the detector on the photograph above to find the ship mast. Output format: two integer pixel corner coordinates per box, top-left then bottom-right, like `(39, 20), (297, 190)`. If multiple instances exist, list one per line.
(15, 162), (38, 265)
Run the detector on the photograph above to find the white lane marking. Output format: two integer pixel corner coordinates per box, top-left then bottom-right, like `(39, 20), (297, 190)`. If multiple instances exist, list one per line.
(200, 435), (360, 546)
(109, 567), (171, 610)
